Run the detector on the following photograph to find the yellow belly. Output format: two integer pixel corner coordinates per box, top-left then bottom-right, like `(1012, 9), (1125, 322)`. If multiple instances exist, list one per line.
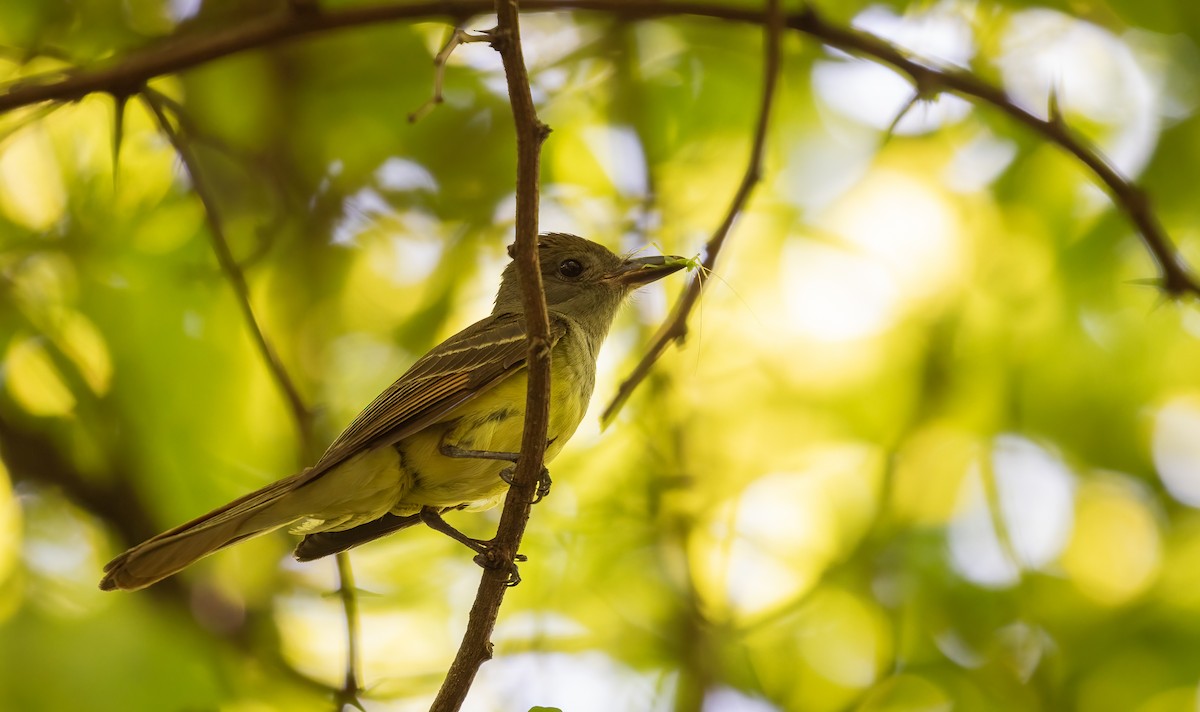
(292, 335), (595, 531)
(392, 357), (590, 512)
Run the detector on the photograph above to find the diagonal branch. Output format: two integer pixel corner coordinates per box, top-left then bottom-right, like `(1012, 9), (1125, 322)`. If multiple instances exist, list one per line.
(602, 0), (783, 423)
(429, 2), (551, 710)
(141, 89), (314, 450)
(793, 8), (1198, 298)
(141, 89), (364, 707)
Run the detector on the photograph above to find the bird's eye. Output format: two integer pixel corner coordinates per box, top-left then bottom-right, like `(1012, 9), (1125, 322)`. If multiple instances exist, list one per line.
(558, 259), (584, 279)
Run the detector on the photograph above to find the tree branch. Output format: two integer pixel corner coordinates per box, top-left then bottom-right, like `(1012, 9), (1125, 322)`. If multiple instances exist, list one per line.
(603, 0), (783, 423)
(141, 90), (314, 451)
(793, 8), (1198, 298)
(429, 2), (550, 710)
(334, 550), (365, 711)
(0, 1), (1191, 297)
(142, 89), (364, 708)
(408, 26), (491, 124)
(4, 1), (1194, 700)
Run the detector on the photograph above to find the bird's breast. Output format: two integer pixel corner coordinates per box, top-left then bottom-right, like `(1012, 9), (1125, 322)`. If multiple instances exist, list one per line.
(392, 333), (597, 512)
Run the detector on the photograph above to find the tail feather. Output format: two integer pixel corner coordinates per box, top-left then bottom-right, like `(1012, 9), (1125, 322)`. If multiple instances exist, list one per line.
(100, 470), (310, 591)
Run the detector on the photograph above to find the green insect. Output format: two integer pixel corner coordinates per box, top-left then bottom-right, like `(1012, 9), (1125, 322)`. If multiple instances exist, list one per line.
(660, 253), (703, 273)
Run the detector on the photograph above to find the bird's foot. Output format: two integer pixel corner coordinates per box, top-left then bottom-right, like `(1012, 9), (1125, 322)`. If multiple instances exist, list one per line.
(440, 443), (520, 463)
(418, 507), (527, 585)
(499, 465), (552, 503)
(473, 548), (524, 587)
(439, 442), (552, 504)
(420, 507), (487, 553)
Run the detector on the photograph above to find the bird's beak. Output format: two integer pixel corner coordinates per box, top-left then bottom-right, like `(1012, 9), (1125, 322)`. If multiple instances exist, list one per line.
(608, 254), (689, 287)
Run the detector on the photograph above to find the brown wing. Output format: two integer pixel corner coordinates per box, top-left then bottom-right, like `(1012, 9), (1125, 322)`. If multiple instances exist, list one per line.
(302, 312), (566, 482)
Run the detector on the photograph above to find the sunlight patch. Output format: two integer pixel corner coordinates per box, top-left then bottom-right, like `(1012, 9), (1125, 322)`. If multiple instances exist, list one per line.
(0, 125), (66, 231)
(1152, 396), (1200, 507)
(948, 436), (1076, 588)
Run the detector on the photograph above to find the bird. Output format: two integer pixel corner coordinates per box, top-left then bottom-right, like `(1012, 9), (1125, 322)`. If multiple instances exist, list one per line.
(100, 233), (686, 591)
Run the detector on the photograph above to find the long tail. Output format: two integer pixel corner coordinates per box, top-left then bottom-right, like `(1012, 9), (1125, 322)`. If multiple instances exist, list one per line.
(100, 471), (311, 591)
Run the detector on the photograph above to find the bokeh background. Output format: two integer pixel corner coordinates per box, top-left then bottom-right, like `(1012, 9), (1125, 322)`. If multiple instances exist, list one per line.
(3, 0), (1200, 710)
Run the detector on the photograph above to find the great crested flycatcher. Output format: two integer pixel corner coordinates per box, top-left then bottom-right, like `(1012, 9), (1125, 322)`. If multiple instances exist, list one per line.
(100, 233), (686, 591)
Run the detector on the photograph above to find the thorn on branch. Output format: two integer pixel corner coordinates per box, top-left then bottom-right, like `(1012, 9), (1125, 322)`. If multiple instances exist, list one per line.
(675, 321), (691, 345)
(1047, 83), (1065, 127)
(1127, 268), (1199, 301)
(110, 93), (127, 188)
(1163, 272), (1197, 300)
(882, 68), (944, 141)
(911, 68), (944, 101)
(106, 73), (146, 105)
(883, 92), (921, 142)
(333, 687), (366, 712)
(485, 25), (511, 53)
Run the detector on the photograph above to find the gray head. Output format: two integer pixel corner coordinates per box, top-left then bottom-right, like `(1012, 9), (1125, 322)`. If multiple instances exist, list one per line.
(493, 233), (686, 337)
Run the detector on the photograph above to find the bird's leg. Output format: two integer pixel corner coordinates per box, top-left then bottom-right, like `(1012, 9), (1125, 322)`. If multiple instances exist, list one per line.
(418, 507), (494, 555)
(439, 443), (553, 503)
(497, 464), (552, 504)
(419, 507), (525, 586)
(439, 443), (520, 464)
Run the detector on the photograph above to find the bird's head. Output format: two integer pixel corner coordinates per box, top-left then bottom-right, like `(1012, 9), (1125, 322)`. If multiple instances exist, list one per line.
(494, 233), (687, 325)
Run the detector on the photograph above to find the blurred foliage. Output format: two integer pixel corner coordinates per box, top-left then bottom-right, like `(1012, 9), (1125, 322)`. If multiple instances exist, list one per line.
(2, 0), (1200, 711)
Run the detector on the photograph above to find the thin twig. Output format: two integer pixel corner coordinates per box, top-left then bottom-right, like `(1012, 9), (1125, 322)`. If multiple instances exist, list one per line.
(142, 90), (364, 707)
(0, 1), (1192, 298)
(429, 2), (551, 710)
(142, 88), (292, 267)
(334, 551), (365, 711)
(408, 27), (490, 123)
(141, 91), (315, 450)
(881, 91), (921, 144)
(602, 0), (783, 423)
(979, 443), (1022, 582)
(790, 7), (1197, 297)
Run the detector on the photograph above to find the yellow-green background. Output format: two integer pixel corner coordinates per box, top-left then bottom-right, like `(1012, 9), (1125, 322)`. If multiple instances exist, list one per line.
(3, 1), (1200, 710)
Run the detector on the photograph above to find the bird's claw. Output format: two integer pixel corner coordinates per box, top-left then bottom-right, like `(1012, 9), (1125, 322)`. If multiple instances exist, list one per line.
(498, 466), (552, 504)
(472, 548), (524, 586)
(533, 468), (552, 504)
(471, 538), (527, 562)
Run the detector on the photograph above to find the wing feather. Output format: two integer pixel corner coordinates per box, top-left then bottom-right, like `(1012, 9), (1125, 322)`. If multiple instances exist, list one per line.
(299, 313), (565, 485)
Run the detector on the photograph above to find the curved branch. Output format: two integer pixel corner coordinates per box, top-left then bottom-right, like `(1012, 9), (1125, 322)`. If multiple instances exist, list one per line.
(143, 89), (364, 706)
(0, 1), (1192, 297)
(141, 90), (314, 450)
(3, 0), (1186, 705)
(603, 0), (783, 423)
(794, 9), (1197, 298)
(429, 2), (551, 710)
(0, 1), (756, 115)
